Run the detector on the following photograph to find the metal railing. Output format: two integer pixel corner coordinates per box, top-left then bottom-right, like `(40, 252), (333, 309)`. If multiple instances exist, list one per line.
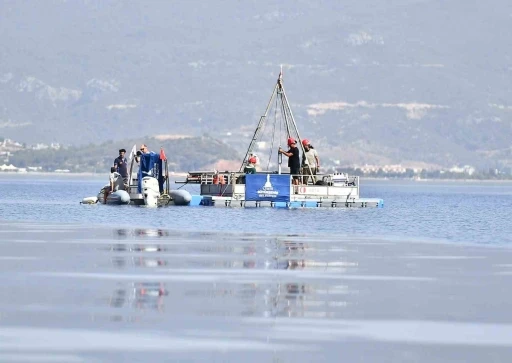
(181, 171), (358, 187)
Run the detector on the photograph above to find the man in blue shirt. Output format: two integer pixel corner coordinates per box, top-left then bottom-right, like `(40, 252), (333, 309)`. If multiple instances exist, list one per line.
(114, 149), (129, 184)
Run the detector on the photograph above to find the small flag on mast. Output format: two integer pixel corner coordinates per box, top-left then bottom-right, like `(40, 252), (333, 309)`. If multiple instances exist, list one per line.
(159, 147), (167, 161)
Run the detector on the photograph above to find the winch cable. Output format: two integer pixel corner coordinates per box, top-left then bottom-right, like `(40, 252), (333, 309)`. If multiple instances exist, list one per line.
(278, 98), (283, 169)
(257, 105), (270, 159)
(266, 96), (279, 170)
(276, 93), (289, 172)
(176, 181), (188, 190)
(286, 94), (295, 140)
(279, 93), (290, 138)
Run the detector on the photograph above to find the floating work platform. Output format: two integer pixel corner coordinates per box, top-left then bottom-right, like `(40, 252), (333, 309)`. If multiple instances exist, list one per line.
(174, 70), (384, 209)
(178, 171), (384, 209)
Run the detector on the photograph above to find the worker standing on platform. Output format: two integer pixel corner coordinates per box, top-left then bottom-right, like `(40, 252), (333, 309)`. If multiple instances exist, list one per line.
(244, 156), (257, 174)
(301, 139), (320, 184)
(279, 137), (300, 186)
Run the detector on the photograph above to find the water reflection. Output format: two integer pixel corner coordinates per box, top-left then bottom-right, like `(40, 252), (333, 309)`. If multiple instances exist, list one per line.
(192, 239), (352, 318)
(110, 228), (168, 256)
(104, 231), (355, 319)
(110, 244), (166, 253)
(273, 240), (352, 317)
(281, 240), (308, 254)
(108, 228), (171, 314)
(109, 244), (167, 270)
(115, 228), (170, 238)
(264, 283), (309, 318)
(110, 256), (167, 269)
(109, 282), (168, 312)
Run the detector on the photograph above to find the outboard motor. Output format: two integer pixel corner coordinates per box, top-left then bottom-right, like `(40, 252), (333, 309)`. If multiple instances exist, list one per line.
(142, 177), (160, 207)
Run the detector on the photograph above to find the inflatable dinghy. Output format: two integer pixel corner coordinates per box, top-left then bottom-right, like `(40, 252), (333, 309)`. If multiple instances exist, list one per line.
(169, 189), (192, 206)
(96, 188), (131, 205)
(106, 190), (130, 205)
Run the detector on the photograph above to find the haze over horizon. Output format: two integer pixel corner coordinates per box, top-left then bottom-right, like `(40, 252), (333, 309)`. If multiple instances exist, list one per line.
(1, 0), (511, 169)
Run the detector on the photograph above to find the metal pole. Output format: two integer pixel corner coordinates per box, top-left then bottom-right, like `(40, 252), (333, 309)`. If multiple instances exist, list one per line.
(165, 159), (169, 195)
(280, 84), (314, 180)
(128, 157), (135, 192)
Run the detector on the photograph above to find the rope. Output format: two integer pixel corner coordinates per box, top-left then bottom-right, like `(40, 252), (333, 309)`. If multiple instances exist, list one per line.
(279, 96), (283, 145)
(266, 95), (279, 170)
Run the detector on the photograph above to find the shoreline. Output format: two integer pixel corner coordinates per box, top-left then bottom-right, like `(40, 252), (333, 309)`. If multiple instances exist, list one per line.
(362, 177), (512, 183)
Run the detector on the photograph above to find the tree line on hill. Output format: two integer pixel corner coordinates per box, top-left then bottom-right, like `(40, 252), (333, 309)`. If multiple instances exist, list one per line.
(8, 136), (241, 173)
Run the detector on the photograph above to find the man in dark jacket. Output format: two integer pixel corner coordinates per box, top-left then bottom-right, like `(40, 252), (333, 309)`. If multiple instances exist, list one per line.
(279, 138), (300, 185)
(114, 149), (129, 185)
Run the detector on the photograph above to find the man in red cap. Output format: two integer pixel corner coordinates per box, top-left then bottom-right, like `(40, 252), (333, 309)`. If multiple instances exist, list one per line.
(244, 156), (257, 174)
(301, 139), (320, 184)
(279, 137), (301, 186)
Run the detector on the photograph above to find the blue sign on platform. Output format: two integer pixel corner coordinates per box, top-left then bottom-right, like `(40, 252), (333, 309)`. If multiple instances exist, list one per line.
(245, 174), (291, 202)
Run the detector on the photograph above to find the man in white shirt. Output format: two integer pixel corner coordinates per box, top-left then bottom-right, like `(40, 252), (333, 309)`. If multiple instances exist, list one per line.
(109, 167), (125, 192)
(102, 167), (124, 203)
(301, 139), (320, 184)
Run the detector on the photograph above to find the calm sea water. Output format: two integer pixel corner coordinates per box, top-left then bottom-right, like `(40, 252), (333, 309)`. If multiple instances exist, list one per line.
(0, 173), (510, 245)
(1, 174), (512, 362)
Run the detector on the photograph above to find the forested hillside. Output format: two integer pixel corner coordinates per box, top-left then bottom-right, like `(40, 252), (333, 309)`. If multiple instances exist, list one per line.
(8, 136), (241, 173)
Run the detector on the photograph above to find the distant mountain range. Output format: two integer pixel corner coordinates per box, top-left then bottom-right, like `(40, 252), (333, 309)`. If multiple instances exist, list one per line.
(1, 0), (511, 171)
